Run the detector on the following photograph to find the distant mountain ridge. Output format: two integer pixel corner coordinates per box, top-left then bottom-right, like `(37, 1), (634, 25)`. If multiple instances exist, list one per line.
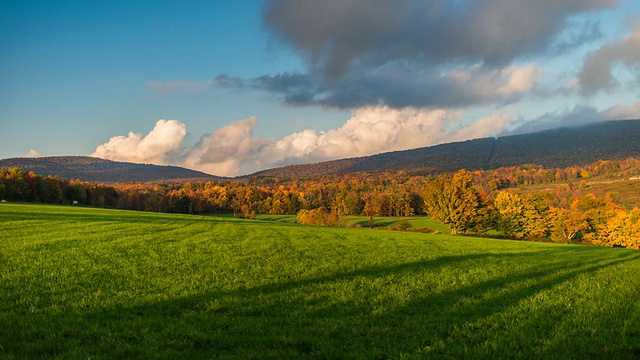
(248, 119), (640, 178)
(0, 156), (221, 183)
(3, 120), (639, 182)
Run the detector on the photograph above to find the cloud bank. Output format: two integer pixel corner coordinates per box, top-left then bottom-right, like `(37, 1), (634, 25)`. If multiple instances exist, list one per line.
(218, 63), (543, 109)
(92, 108), (512, 176)
(264, 0), (615, 70)
(226, 0), (614, 109)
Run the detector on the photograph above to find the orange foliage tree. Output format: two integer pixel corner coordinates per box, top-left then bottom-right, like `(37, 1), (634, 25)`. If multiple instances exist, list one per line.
(596, 208), (640, 249)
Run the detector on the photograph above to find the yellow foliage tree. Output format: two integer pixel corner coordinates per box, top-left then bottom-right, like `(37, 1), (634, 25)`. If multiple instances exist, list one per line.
(550, 207), (589, 243)
(599, 208), (640, 249)
(424, 170), (492, 234)
(494, 192), (551, 239)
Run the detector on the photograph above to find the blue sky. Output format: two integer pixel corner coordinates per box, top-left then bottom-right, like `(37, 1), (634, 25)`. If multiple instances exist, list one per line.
(2, 0), (639, 176)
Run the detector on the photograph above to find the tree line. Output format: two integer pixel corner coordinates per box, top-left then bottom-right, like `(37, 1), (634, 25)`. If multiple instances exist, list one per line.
(423, 169), (639, 249)
(2, 158), (639, 248)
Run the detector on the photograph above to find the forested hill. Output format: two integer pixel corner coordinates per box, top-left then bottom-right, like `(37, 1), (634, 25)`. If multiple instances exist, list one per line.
(0, 156), (221, 183)
(249, 119), (640, 178)
(3, 120), (639, 183)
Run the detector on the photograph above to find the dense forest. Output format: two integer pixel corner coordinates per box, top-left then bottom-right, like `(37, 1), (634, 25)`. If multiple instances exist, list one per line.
(2, 157), (639, 249)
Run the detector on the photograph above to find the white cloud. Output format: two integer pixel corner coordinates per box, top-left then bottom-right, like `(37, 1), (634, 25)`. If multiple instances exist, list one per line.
(184, 117), (270, 176)
(23, 149), (41, 158)
(92, 119), (187, 164)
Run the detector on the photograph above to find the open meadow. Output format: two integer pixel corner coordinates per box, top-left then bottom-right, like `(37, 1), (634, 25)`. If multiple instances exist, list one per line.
(255, 214), (452, 233)
(2, 203), (640, 359)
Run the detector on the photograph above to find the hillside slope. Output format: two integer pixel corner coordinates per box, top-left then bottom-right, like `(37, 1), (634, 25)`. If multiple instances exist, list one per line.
(249, 119), (640, 178)
(0, 156), (221, 183)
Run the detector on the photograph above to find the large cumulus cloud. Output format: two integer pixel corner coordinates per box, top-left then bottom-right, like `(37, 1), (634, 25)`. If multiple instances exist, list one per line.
(92, 120), (187, 164)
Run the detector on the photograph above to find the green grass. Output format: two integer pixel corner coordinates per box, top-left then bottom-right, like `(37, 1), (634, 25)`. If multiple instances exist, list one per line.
(256, 214), (452, 233)
(2, 204), (640, 359)
(255, 213), (298, 223)
(343, 215), (452, 233)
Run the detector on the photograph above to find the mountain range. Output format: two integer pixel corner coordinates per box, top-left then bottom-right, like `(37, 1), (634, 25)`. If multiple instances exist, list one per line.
(250, 119), (640, 178)
(1, 120), (639, 182)
(0, 156), (219, 183)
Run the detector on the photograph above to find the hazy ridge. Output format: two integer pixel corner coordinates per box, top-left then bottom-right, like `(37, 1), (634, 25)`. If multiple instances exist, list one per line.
(0, 156), (221, 183)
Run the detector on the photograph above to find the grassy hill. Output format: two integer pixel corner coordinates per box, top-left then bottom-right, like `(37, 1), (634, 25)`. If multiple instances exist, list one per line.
(250, 119), (640, 178)
(2, 204), (640, 358)
(0, 156), (222, 183)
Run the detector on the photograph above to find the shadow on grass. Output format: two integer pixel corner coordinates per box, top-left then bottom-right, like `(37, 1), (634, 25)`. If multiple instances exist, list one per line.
(4, 249), (640, 359)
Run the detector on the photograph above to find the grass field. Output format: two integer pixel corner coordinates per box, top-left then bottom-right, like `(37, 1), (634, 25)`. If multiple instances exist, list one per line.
(2, 204), (640, 359)
(256, 214), (452, 233)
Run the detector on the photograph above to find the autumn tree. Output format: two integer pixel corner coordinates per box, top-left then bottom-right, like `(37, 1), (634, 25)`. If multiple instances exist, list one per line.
(63, 180), (88, 204)
(521, 193), (552, 239)
(494, 192), (526, 238)
(550, 207), (589, 243)
(3, 168), (29, 201)
(570, 194), (617, 243)
(363, 192), (380, 228)
(494, 192), (550, 239)
(605, 208), (640, 249)
(296, 207), (339, 226)
(41, 176), (63, 204)
(239, 204), (256, 219)
(424, 169), (491, 234)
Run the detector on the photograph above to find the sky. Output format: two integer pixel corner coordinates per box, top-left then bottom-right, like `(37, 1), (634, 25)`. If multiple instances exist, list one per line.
(2, 0), (640, 177)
